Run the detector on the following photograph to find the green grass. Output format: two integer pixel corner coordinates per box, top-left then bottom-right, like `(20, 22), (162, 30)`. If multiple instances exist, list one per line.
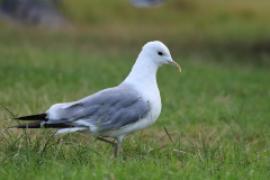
(0, 27), (269, 179)
(0, 0), (270, 178)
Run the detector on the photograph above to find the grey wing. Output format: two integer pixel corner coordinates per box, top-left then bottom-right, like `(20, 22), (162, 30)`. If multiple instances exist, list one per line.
(47, 85), (150, 132)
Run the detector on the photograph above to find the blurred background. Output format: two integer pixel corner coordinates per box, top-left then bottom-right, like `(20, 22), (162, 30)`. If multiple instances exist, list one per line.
(0, 1), (269, 178)
(1, 0), (270, 60)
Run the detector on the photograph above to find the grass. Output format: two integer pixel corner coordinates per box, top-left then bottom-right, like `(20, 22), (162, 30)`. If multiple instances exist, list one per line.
(0, 0), (270, 179)
(0, 28), (269, 179)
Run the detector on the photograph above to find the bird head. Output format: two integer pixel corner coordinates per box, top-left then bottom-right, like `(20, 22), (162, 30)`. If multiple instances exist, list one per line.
(141, 41), (181, 72)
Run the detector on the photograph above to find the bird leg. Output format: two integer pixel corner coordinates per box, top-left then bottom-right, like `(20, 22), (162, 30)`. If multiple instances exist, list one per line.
(114, 136), (124, 157)
(114, 142), (121, 157)
(96, 136), (124, 157)
(96, 136), (115, 145)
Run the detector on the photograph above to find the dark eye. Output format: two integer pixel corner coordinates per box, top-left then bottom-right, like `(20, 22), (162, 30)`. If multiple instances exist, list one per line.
(158, 51), (163, 56)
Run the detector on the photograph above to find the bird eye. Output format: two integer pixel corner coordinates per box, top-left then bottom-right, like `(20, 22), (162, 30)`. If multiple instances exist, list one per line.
(158, 51), (163, 56)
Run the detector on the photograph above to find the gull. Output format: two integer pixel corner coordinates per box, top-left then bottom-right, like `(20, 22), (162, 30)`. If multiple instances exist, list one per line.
(14, 41), (181, 156)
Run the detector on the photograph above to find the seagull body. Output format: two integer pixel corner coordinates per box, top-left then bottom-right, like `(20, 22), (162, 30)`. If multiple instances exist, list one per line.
(15, 41), (180, 156)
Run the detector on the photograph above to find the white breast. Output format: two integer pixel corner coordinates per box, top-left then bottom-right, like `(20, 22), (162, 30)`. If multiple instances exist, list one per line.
(142, 85), (162, 123)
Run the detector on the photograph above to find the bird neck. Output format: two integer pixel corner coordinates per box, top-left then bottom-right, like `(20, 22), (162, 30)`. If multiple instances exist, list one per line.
(123, 53), (159, 88)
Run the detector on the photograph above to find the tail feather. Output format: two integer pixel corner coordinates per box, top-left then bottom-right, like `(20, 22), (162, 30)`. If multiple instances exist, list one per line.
(15, 113), (47, 121)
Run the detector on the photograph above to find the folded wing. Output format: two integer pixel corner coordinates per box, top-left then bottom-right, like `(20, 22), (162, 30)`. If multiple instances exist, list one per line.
(46, 84), (150, 132)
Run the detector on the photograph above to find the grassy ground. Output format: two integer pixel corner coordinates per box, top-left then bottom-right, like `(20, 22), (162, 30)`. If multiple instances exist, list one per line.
(0, 28), (269, 179)
(0, 0), (270, 179)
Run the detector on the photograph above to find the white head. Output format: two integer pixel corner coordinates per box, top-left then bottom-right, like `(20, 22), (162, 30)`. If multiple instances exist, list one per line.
(140, 41), (181, 71)
(124, 41), (180, 84)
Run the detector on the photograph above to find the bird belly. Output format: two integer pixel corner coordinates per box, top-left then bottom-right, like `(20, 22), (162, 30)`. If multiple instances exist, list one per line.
(106, 91), (162, 137)
(104, 105), (161, 138)
(103, 117), (153, 137)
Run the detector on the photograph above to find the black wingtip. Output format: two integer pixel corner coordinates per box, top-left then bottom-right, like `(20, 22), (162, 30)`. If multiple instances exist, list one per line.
(10, 122), (75, 129)
(11, 122), (42, 128)
(15, 113), (47, 121)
